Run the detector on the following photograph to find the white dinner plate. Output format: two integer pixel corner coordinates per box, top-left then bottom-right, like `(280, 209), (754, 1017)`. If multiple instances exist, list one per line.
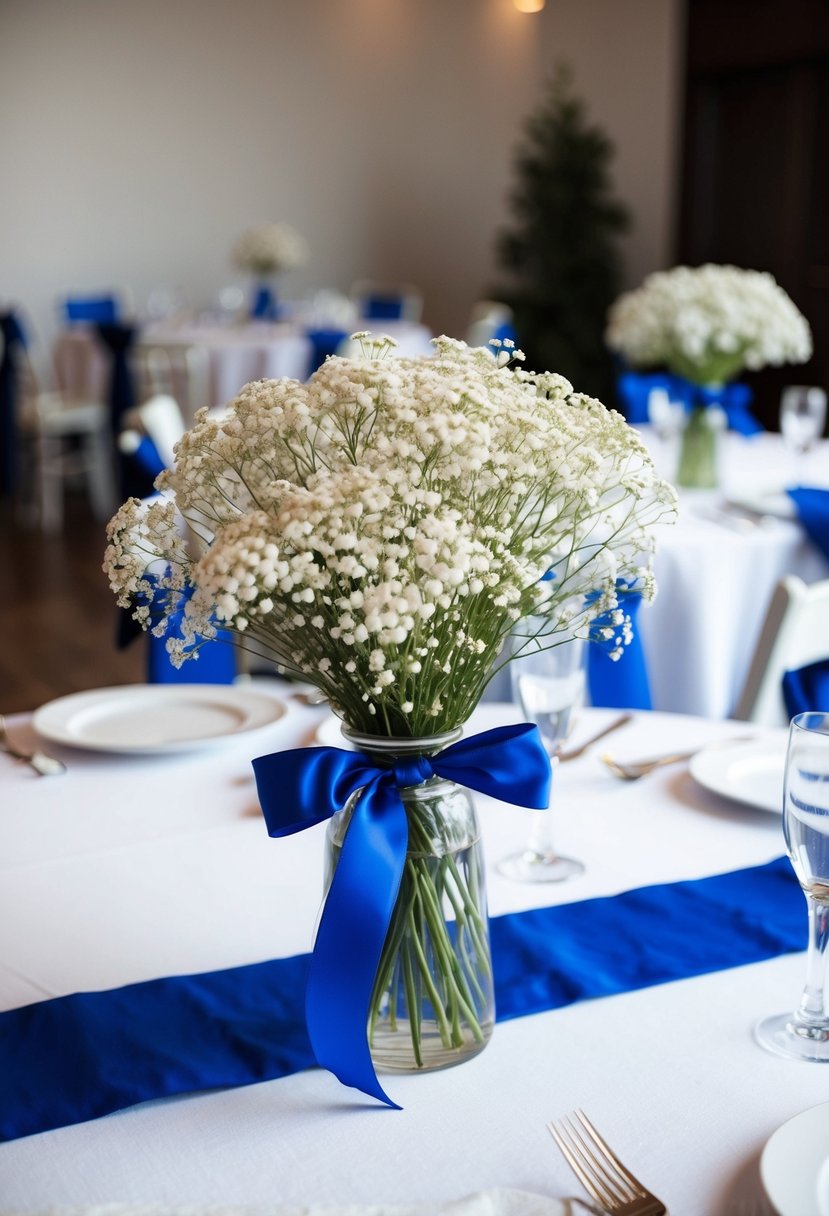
(688, 736), (787, 814)
(33, 684), (291, 755)
(726, 488), (796, 520)
(761, 1101), (829, 1216)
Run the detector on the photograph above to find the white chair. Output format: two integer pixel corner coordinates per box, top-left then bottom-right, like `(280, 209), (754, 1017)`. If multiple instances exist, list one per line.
(15, 348), (115, 533)
(733, 576), (829, 726)
(349, 280), (423, 324)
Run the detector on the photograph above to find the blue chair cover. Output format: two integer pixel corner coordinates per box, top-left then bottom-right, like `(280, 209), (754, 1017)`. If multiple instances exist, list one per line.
(305, 328), (349, 378)
(587, 585), (652, 710)
(0, 311), (27, 497)
(492, 321), (517, 346)
(787, 487), (829, 563)
(95, 322), (139, 497)
(362, 295), (404, 321)
(616, 370), (763, 435)
(117, 579), (236, 685)
(783, 660), (829, 718)
(64, 295), (118, 324)
(251, 284), (278, 321)
(122, 436), (165, 500)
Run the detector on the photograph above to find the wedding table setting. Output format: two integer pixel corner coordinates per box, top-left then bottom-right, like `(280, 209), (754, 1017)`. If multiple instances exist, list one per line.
(4, 266), (829, 1216)
(1, 692), (828, 1216)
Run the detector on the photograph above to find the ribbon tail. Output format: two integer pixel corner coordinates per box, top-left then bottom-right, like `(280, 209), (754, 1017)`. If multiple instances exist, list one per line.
(305, 778), (407, 1109)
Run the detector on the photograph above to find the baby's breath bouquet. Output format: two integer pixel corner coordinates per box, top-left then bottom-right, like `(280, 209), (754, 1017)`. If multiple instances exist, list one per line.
(606, 264), (812, 486)
(105, 335), (675, 1083)
(232, 222), (309, 277)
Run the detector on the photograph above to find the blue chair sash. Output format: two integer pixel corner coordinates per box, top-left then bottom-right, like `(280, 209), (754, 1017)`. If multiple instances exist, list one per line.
(0, 856), (803, 1141)
(362, 295), (404, 321)
(117, 578), (236, 685)
(586, 584), (652, 711)
(64, 295), (118, 324)
(251, 284), (278, 320)
(0, 311), (27, 497)
(787, 487), (829, 564)
(305, 327), (348, 377)
(783, 660), (829, 718)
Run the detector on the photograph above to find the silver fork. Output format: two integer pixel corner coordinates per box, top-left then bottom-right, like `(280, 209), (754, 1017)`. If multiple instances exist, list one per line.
(0, 715), (66, 777)
(548, 1110), (668, 1215)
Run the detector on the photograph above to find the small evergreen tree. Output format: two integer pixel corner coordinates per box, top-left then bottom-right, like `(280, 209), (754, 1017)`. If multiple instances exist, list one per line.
(494, 66), (629, 403)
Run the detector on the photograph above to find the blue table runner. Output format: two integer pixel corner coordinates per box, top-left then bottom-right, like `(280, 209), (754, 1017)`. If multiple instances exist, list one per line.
(0, 857), (803, 1142)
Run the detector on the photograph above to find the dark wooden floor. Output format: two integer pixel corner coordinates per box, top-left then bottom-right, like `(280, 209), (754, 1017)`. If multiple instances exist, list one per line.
(0, 495), (143, 714)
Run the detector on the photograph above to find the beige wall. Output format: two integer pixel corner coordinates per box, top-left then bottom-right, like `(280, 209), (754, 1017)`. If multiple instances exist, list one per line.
(0, 0), (682, 377)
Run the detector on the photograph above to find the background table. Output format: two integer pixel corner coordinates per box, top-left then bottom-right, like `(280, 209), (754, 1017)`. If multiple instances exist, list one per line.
(53, 319), (436, 415)
(636, 429), (829, 718)
(0, 695), (822, 1214)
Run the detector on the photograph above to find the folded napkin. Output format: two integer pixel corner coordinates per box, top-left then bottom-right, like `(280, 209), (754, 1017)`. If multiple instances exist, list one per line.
(783, 659), (829, 718)
(787, 487), (829, 563)
(2, 1191), (564, 1216)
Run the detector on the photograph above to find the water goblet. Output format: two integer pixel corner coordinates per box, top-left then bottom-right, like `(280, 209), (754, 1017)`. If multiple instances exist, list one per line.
(780, 386), (827, 483)
(497, 629), (586, 883)
(756, 712), (829, 1061)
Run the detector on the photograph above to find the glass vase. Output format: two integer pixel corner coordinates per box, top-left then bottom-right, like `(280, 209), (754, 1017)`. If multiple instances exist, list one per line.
(675, 404), (720, 488)
(324, 727), (495, 1074)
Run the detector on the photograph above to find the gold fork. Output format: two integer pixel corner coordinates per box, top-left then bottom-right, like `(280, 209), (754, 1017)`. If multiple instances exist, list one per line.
(548, 1110), (668, 1215)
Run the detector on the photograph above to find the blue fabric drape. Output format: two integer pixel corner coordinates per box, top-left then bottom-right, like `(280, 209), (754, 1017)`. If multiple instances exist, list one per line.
(0, 856), (803, 1142)
(116, 578), (236, 685)
(64, 295), (118, 324)
(362, 296), (404, 321)
(305, 328), (348, 378)
(787, 487), (829, 563)
(616, 370), (763, 436)
(587, 587), (652, 711)
(0, 311), (27, 497)
(251, 284), (278, 320)
(783, 660), (829, 718)
(95, 322), (139, 498)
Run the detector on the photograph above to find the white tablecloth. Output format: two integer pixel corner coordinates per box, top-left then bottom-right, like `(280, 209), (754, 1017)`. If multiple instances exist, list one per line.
(0, 695), (821, 1214)
(636, 429), (829, 718)
(53, 321), (435, 416)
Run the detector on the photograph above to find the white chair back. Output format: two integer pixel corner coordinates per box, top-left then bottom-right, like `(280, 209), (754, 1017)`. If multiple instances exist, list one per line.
(134, 394), (185, 469)
(135, 344), (210, 424)
(733, 576), (829, 726)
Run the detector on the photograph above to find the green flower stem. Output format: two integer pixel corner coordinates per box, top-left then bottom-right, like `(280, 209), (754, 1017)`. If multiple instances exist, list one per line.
(406, 894), (454, 1049)
(412, 866), (481, 1037)
(401, 942), (422, 1066)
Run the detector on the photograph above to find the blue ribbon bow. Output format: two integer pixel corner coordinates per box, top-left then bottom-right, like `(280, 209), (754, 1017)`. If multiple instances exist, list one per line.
(252, 723), (551, 1108)
(616, 371), (763, 435)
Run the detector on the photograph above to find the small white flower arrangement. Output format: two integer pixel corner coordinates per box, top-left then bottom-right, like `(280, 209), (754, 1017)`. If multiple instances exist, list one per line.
(104, 335), (675, 736)
(606, 263), (812, 387)
(232, 222), (309, 277)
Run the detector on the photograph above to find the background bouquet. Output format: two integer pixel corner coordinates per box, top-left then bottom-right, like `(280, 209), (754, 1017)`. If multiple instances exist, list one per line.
(232, 221), (309, 277)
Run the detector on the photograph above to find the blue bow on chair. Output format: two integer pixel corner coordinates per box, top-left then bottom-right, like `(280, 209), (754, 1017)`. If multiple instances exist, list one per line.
(616, 370), (762, 436)
(64, 294), (119, 324)
(305, 328), (349, 378)
(252, 723), (551, 1108)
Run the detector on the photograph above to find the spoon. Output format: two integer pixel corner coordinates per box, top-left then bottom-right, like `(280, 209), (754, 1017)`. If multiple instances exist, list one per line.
(0, 715), (66, 776)
(601, 735), (755, 781)
(558, 713), (633, 762)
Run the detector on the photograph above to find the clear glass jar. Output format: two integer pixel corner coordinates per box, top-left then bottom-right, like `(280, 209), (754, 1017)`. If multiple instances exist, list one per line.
(676, 404), (722, 488)
(323, 727), (495, 1074)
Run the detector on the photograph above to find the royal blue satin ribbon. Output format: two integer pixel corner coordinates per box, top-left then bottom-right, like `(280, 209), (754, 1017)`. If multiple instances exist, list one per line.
(252, 724), (551, 1108)
(616, 371), (762, 435)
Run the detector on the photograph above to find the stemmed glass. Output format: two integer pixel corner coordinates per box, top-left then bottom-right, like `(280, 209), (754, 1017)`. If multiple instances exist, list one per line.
(780, 386), (827, 484)
(497, 625), (586, 883)
(756, 712), (829, 1062)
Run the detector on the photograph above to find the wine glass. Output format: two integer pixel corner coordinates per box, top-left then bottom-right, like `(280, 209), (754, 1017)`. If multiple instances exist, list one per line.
(780, 386), (827, 484)
(756, 712), (829, 1061)
(497, 626), (586, 883)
